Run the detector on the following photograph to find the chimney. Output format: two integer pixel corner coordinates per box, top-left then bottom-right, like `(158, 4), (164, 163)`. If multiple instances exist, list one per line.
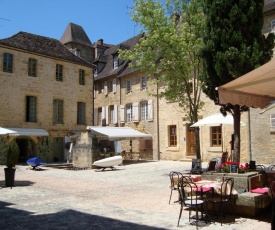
(98, 39), (103, 45)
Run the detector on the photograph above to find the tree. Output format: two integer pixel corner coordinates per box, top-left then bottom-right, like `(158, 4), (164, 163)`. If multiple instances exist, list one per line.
(201, 0), (275, 162)
(120, 0), (205, 159)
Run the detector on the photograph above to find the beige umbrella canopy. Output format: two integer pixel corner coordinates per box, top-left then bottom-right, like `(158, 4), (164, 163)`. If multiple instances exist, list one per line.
(190, 114), (245, 154)
(218, 58), (275, 109)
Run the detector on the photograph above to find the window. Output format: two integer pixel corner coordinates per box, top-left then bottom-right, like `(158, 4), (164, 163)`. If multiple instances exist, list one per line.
(113, 55), (118, 69)
(141, 76), (147, 90)
(53, 99), (64, 124)
(110, 105), (115, 123)
(169, 125), (177, 146)
(211, 126), (222, 146)
(26, 96), (36, 122)
(79, 69), (85, 85)
(126, 104), (133, 122)
(270, 114), (275, 130)
(56, 64), (63, 81)
(126, 80), (132, 94)
(3, 53), (13, 73)
(94, 67), (98, 77)
(109, 80), (113, 93)
(141, 101), (148, 120)
(28, 58), (37, 77)
(77, 102), (86, 125)
(271, 19), (275, 32)
(98, 108), (102, 125)
(99, 82), (104, 94)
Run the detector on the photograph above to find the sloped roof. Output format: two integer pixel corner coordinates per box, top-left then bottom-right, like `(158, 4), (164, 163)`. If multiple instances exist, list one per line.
(264, 0), (275, 13)
(0, 32), (93, 67)
(60, 22), (92, 47)
(94, 34), (142, 81)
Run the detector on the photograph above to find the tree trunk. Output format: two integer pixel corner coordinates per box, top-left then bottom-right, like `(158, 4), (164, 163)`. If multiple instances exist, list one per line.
(233, 105), (241, 163)
(195, 127), (201, 160)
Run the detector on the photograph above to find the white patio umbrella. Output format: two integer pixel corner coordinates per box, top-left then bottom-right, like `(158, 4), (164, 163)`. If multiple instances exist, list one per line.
(190, 113), (245, 153)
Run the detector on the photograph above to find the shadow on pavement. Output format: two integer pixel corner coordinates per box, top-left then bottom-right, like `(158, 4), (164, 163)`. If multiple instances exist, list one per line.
(0, 201), (167, 230)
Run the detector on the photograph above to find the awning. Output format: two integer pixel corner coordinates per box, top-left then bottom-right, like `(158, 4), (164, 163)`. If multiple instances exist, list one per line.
(218, 58), (275, 109)
(0, 127), (49, 136)
(86, 126), (152, 141)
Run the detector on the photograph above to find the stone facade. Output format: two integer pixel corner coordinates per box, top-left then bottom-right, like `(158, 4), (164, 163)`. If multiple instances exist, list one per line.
(0, 32), (93, 164)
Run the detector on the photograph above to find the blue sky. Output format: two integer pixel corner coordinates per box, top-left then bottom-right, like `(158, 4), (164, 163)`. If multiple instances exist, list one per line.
(0, 0), (141, 45)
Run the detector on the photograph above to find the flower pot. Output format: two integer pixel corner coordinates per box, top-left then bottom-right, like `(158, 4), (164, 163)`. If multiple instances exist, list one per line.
(4, 168), (16, 188)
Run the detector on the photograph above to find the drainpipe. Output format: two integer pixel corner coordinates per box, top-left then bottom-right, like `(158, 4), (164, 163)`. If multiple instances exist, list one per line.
(156, 74), (160, 160)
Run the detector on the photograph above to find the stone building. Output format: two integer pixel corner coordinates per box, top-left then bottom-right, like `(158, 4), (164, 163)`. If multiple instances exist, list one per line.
(247, 0), (275, 164)
(0, 31), (94, 164)
(91, 34), (249, 163)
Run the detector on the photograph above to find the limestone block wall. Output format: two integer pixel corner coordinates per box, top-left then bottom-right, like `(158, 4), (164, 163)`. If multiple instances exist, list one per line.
(0, 47), (93, 163)
(73, 132), (93, 168)
(249, 107), (275, 164)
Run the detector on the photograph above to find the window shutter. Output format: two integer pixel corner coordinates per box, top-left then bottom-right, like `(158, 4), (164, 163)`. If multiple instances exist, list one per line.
(104, 81), (108, 95)
(270, 114), (275, 129)
(133, 102), (139, 122)
(114, 104), (118, 124)
(93, 108), (98, 126)
(102, 107), (105, 119)
(120, 105), (125, 123)
(113, 78), (116, 93)
(105, 106), (109, 125)
(148, 99), (153, 121)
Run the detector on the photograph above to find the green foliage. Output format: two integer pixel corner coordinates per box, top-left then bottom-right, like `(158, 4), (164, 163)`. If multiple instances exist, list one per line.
(120, 0), (205, 125)
(6, 141), (20, 168)
(201, 0), (275, 101)
(200, 0), (275, 162)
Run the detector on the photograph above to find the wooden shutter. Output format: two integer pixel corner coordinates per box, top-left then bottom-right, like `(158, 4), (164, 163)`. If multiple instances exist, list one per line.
(120, 105), (125, 123)
(113, 78), (116, 93)
(104, 81), (108, 95)
(105, 106), (109, 125)
(93, 108), (98, 125)
(132, 102), (139, 122)
(148, 99), (153, 121)
(114, 104), (118, 124)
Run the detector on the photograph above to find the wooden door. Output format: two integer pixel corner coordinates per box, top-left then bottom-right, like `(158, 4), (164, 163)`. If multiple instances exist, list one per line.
(187, 127), (196, 156)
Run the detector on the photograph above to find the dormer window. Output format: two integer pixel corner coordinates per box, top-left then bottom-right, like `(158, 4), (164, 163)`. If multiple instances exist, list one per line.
(113, 55), (118, 69)
(74, 48), (80, 57)
(94, 67), (98, 77)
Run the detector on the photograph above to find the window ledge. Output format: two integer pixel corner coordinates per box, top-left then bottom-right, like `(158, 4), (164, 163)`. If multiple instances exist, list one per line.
(166, 146), (180, 151)
(208, 146), (222, 152)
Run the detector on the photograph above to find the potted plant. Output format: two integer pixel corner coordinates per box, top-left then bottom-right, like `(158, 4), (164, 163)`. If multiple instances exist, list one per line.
(5, 140), (19, 188)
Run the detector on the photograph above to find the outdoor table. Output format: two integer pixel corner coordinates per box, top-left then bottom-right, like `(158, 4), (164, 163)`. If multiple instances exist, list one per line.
(194, 180), (238, 196)
(172, 174), (202, 185)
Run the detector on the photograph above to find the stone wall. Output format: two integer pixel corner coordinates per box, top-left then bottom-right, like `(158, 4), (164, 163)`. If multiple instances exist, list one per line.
(0, 47), (93, 163)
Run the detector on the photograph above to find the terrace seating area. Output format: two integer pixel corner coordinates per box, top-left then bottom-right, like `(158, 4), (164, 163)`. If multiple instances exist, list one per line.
(171, 160), (275, 226)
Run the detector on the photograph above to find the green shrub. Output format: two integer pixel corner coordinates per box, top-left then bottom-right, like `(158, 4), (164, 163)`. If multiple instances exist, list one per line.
(6, 141), (19, 168)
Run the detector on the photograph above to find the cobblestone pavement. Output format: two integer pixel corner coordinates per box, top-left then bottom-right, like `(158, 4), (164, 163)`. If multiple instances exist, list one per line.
(0, 161), (271, 230)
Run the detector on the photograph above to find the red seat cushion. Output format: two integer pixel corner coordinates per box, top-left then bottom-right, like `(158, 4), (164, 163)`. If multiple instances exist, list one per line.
(250, 188), (269, 194)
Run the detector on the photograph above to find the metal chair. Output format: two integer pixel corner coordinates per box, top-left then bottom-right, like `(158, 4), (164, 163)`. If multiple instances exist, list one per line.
(177, 178), (207, 226)
(267, 165), (275, 171)
(256, 165), (266, 171)
(169, 171), (183, 204)
(269, 180), (275, 229)
(206, 178), (235, 225)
